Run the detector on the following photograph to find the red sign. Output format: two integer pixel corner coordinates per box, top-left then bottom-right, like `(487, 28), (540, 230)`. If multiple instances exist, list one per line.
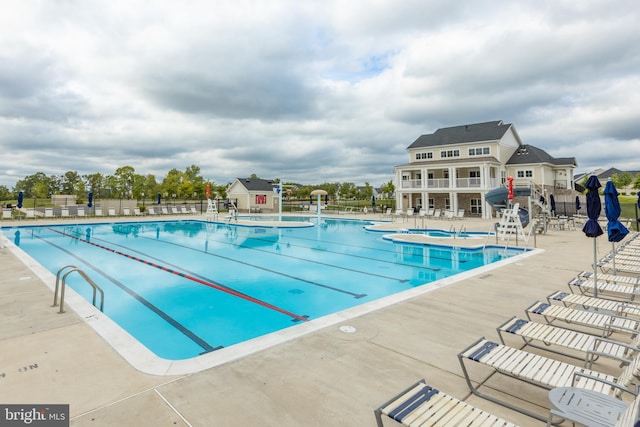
(256, 194), (267, 205)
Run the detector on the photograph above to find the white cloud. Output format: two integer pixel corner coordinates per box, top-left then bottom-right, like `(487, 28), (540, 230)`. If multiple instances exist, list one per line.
(1, 0), (640, 188)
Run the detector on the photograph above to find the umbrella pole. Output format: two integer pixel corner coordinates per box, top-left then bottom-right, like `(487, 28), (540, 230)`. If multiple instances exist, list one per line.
(593, 239), (598, 298)
(612, 242), (616, 275)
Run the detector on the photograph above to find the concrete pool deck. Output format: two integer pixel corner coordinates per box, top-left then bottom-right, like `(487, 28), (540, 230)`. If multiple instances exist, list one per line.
(0, 212), (634, 426)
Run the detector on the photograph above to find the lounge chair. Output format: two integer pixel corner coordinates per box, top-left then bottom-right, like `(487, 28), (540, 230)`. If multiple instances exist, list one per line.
(547, 290), (640, 318)
(134, 208), (142, 216)
(76, 207), (86, 218)
(432, 209), (441, 219)
(26, 208), (36, 219)
(568, 276), (640, 301)
(525, 300), (640, 336)
(60, 208), (70, 219)
(180, 206), (188, 214)
(170, 206), (179, 215)
(497, 316), (640, 367)
(44, 208), (54, 219)
(123, 207), (131, 216)
(425, 208), (435, 218)
(578, 271), (640, 286)
(455, 209), (465, 220)
(382, 207), (392, 218)
(189, 206), (198, 214)
(443, 210), (455, 220)
(458, 337), (640, 422)
(147, 207), (156, 215)
(374, 379), (518, 427)
(161, 206), (169, 215)
(547, 386), (640, 427)
(108, 207), (117, 216)
(94, 208), (103, 217)
(1, 208), (11, 220)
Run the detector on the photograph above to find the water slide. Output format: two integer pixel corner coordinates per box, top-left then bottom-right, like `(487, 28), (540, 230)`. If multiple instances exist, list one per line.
(485, 186), (531, 227)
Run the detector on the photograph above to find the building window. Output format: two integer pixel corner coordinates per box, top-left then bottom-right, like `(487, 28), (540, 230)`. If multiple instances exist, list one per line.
(440, 149), (460, 158)
(445, 198), (450, 210)
(415, 152), (433, 160)
(468, 147), (490, 156)
(470, 199), (482, 214)
(517, 170), (533, 178)
(428, 198), (434, 209)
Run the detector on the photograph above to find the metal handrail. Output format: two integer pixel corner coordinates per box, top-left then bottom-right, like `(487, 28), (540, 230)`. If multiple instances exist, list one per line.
(53, 265), (104, 314)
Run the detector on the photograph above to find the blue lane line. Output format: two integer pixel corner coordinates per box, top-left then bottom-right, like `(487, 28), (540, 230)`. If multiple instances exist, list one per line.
(35, 233), (219, 355)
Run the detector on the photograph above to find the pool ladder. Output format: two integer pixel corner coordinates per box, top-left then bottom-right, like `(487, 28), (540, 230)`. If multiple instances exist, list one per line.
(52, 265), (104, 314)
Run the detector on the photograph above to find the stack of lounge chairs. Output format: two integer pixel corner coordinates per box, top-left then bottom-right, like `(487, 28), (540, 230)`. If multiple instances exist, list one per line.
(375, 232), (640, 426)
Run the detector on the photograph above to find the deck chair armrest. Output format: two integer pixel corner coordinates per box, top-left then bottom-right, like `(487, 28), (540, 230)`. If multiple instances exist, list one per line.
(592, 336), (640, 354)
(572, 372), (638, 397)
(604, 314), (640, 334)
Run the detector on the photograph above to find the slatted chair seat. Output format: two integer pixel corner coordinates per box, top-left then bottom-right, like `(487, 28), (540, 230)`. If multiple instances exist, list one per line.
(548, 291), (640, 318)
(568, 277), (640, 301)
(525, 301), (640, 336)
(578, 271), (640, 286)
(458, 338), (640, 422)
(374, 379), (518, 427)
(497, 316), (639, 366)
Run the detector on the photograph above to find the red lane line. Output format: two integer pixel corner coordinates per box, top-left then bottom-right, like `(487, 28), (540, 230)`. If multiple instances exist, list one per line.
(49, 228), (308, 322)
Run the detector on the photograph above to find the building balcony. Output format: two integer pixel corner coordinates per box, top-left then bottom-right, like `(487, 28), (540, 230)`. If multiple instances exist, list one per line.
(400, 177), (500, 191)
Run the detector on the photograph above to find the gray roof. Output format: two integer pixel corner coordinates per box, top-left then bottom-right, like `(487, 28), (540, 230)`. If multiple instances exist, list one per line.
(407, 120), (512, 149)
(506, 145), (577, 167)
(235, 178), (277, 191)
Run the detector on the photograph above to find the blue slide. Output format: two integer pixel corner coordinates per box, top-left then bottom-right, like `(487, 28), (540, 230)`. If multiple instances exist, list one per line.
(485, 187), (530, 227)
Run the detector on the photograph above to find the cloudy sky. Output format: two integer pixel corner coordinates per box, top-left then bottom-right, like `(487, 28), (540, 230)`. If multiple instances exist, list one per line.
(1, 0), (639, 189)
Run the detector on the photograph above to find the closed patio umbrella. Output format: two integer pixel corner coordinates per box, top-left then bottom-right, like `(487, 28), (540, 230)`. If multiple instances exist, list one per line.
(582, 175), (603, 296)
(549, 194), (556, 216)
(575, 195), (581, 213)
(17, 191), (23, 209)
(603, 179), (629, 274)
(157, 193), (162, 205)
(88, 192), (93, 208)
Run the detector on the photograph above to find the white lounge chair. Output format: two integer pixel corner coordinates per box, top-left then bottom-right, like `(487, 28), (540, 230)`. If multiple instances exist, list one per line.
(374, 379), (518, 427)
(94, 208), (103, 217)
(458, 337), (640, 422)
(44, 208), (54, 219)
(2, 208), (12, 220)
(432, 209), (441, 219)
(134, 208), (142, 216)
(548, 290), (640, 318)
(147, 207), (156, 215)
(77, 207), (86, 218)
(61, 208), (70, 219)
(568, 276), (640, 302)
(443, 210), (455, 220)
(170, 206), (179, 215)
(525, 300), (640, 336)
(108, 207), (117, 216)
(26, 208), (36, 219)
(455, 209), (465, 220)
(189, 206), (198, 214)
(497, 316), (640, 367)
(161, 206), (169, 215)
(180, 206), (188, 214)
(123, 207), (131, 216)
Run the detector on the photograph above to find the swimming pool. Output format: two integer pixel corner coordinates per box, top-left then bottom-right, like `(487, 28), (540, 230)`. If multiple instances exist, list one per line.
(2, 217), (530, 372)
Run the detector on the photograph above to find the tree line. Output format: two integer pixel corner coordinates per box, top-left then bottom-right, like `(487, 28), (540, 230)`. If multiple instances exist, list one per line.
(0, 166), (395, 203)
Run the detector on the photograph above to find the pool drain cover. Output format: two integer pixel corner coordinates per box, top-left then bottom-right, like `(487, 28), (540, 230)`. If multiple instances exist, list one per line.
(339, 325), (356, 333)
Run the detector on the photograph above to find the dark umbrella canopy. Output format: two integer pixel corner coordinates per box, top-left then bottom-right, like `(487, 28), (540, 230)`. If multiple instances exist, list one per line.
(17, 191), (23, 209)
(603, 180), (628, 243)
(157, 193), (161, 204)
(582, 175), (603, 238)
(371, 195), (376, 206)
(575, 195), (581, 212)
(87, 192), (93, 208)
(549, 194), (556, 215)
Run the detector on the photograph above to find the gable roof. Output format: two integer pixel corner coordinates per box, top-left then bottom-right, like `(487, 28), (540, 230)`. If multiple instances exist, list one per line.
(506, 144), (577, 167)
(407, 120), (513, 149)
(233, 178), (277, 192)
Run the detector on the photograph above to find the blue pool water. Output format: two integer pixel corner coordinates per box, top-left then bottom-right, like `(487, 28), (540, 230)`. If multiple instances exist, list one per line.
(3, 218), (525, 360)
